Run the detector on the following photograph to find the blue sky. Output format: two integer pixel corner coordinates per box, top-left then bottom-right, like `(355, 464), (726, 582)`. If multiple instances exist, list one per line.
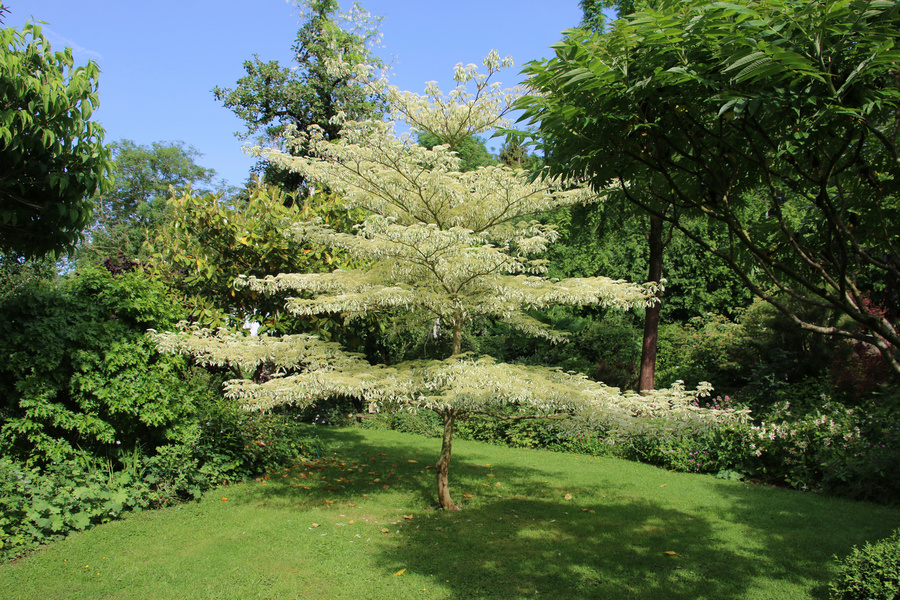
(13, 1), (584, 188)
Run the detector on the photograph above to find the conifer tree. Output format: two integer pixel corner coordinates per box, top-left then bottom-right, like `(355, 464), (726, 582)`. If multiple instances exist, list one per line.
(154, 53), (744, 510)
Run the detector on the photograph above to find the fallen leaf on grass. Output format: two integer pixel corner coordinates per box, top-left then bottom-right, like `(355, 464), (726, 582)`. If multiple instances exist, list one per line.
(311, 523), (320, 528)
(462, 494), (473, 498)
(660, 484), (667, 488)
(394, 569), (406, 576)
(381, 528), (390, 533)
(408, 460), (417, 463)
(664, 551), (682, 557)
(220, 498), (228, 501)
(495, 483), (501, 487)
(564, 494), (573, 501)
(403, 515), (414, 520)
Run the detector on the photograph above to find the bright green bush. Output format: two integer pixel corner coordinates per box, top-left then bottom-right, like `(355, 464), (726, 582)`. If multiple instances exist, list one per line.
(829, 529), (900, 600)
(0, 454), (150, 561)
(0, 267), (202, 462)
(0, 406), (324, 560)
(0, 265), (335, 561)
(386, 411), (445, 438)
(457, 410), (565, 449)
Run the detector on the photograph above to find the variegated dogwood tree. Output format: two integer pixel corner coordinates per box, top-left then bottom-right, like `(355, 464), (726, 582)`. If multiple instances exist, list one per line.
(153, 53), (746, 510)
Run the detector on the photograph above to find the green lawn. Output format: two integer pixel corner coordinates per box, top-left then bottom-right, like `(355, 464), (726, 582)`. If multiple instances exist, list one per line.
(2, 426), (897, 599)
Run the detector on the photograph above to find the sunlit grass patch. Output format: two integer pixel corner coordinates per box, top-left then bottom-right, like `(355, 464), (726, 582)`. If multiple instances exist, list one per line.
(2, 425), (898, 599)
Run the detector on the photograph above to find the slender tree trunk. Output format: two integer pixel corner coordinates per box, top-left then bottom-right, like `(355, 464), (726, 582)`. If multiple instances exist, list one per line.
(639, 214), (663, 393)
(451, 313), (463, 356)
(435, 410), (459, 511)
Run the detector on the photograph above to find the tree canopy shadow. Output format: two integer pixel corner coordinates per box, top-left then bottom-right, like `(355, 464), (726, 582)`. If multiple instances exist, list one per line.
(233, 426), (900, 599)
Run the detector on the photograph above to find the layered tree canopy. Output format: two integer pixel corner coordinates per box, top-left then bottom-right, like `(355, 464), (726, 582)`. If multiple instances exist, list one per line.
(0, 21), (112, 258)
(519, 0), (900, 373)
(155, 51), (745, 510)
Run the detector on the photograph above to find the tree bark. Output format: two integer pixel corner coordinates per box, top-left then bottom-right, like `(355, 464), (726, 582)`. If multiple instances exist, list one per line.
(639, 214), (663, 393)
(451, 313), (463, 356)
(435, 410), (460, 511)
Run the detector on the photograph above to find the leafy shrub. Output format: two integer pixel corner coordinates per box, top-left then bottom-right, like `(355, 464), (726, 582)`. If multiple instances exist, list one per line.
(597, 386), (900, 503)
(0, 405), (324, 560)
(386, 411), (445, 438)
(0, 454), (150, 561)
(0, 267), (203, 462)
(144, 399), (323, 506)
(457, 411), (565, 449)
(543, 432), (614, 457)
(829, 529), (900, 600)
(356, 407), (571, 450)
(743, 397), (900, 501)
(655, 314), (758, 391)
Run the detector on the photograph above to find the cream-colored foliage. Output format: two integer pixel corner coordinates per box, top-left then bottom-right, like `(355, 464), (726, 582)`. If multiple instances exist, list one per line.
(153, 53), (743, 439)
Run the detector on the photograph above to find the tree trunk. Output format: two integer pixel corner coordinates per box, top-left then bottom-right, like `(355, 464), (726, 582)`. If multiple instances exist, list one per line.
(435, 410), (460, 511)
(451, 313), (463, 356)
(639, 214), (663, 393)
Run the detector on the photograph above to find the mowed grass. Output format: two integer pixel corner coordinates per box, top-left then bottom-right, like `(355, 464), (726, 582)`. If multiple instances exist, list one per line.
(2, 426), (898, 600)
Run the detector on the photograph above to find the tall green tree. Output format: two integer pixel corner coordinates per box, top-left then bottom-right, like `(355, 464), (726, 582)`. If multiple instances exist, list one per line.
(213, 0), (383, 191)
(77, 140), (217, 266)
(155, 53), (742, 511)
(555, 0), (666, 392)
(416, 131), (495, 172)
(520, 0), (900, 375)
(0, 19), (112, 258)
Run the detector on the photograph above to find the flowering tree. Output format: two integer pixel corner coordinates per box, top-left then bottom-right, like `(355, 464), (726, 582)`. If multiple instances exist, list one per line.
(154, 53), (744, 510)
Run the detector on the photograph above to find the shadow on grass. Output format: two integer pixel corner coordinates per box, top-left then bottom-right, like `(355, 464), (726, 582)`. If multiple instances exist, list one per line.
(236, 426), (900, 600)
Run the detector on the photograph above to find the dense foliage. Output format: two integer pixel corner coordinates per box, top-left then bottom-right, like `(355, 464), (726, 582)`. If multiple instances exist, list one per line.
(546, 204), (754, 322)
(830, 529), (900, 600)
(0, 267), (200, 461)
(0, 20), (112, 257)
(147, 183), (366, 332)
(520, 0), (900, 374)
(77, 140), (218, 267)
(0, 264), (324, 560)
(213, 0), (383, 189)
